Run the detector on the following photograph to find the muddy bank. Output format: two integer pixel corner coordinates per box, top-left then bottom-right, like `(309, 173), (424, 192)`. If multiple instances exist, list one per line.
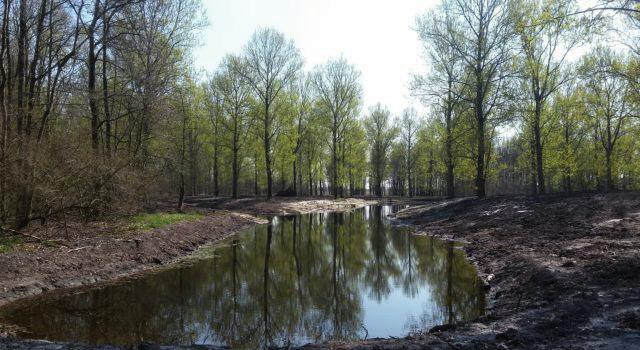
(0, 212), (261, 310)
(0, 198), (379, 311)
(309, 193), (640, 349)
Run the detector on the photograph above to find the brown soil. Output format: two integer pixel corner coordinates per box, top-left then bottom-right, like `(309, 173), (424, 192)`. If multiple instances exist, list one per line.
(0, 212), (255, 309)
(306, 193), (640, 349)
(0, 197), (378, 309)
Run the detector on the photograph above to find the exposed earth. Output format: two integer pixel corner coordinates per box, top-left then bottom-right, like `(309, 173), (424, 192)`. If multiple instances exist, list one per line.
(313, 192), (640, 349)
(0, 197), (379, 308)
(2, 193), (640, 349)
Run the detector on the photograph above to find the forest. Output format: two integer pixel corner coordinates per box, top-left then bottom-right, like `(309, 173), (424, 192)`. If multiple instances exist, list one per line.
(0, 0), (638, 231)
(0, 1), (639, 349)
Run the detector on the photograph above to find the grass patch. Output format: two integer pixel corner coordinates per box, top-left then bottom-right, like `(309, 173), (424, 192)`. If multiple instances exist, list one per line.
(0, 237), (21, 254)
(128, 212), (204, 231)
(41, 240), (59, 248)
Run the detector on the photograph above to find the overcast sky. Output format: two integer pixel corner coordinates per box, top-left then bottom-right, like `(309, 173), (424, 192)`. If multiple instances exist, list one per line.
(192, 0), (439, 117)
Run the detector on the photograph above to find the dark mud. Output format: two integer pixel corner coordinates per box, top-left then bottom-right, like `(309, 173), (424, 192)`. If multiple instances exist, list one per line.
(314, 193), (640, 349)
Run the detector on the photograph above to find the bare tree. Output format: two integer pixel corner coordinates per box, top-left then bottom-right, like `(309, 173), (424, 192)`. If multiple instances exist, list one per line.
(205, 79), (223, 197)
(365, 104), (398, 197)
(289, 73), (312, 196)
(177, 87), (189, 209)
(235, 28), (303, 199)
(440, 0), (515, 197)
(215, 55), (253, 199)
(413, 7), (466, 198)
(512, 0), (583, 195)
(399, 108), (420, 197)
(310, 57), (362, 198)
(9, 0), (82, 229)
(579, 47), (631, 192)
(117, 0), (205, 166)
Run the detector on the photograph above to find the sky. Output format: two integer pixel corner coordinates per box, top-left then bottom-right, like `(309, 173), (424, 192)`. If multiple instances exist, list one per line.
(192, 0), (440, 117)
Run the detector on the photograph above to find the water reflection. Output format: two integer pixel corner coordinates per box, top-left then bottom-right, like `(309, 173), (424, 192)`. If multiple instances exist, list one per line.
(0, 206), (485, 348)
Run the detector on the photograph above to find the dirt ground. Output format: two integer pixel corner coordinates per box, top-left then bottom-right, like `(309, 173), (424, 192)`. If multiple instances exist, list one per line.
(306, 193), (640, 349)
(0, 197), (378, 310)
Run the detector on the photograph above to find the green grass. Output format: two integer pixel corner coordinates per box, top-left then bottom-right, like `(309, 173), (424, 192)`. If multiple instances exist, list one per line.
(128, 212), (204, 231)
(0, 237), (20, 254)
(42, 239), (59, 248)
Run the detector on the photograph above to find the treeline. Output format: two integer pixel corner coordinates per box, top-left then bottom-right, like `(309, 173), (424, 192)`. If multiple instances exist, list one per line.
(0, 0), (205, 229)
(1, 0), (639, 230)
(180, 0), (640, 203)
(411, 0), (640, 198)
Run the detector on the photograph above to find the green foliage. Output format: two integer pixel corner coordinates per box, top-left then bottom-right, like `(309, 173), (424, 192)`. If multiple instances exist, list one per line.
(0, 237), (20, 254)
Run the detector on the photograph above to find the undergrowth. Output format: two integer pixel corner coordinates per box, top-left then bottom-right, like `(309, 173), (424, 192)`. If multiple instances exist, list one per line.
(128, 212), (204, 231)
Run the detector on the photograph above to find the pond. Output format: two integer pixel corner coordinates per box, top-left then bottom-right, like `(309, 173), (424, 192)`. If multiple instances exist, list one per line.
(0, 205), (485, 348)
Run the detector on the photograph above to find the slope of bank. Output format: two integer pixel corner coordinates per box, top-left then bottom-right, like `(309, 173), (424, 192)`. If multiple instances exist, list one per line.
(312, 193), (640, 349)
(0, 197), (378, 310)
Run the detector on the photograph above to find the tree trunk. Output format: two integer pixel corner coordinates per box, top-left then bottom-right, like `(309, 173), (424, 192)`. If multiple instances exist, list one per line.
(564, 124), (572, 193)
(332, 118), (338, 199)
(407, 150), (413, 198)
(292, 160), (297, 196)
(232, 148), (238, 198)
(213, 133), (219, 197)
(445, 109), (455, 198)
(340, 140), (346, 197)
(475, 114), (486, 198)
(0, 0), (9, 223)
(529, 138), (538, 196)
(308, 161), (312, 196)
(533, 99), (545, 195)
(474, 52), (486, 198)
(189, 130), (197, 195)
(88, 6), (100, 152)
(178, 106), (187, 210)
(428, 153), (434, 196)
(297, 156), (303, 196)
(232, 127), (239, 198)
(254, 151), (259, 196)
(102, 11), (111, 157)
(280, 158), (286, 191)
(210, 102), (220, 196)
(605, 150), (613, 192)
(264, 104), (273, 199)
(13, 0), (30, 229)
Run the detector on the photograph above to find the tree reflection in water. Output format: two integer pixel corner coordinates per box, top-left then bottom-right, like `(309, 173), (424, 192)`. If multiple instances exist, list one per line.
(0, 205), (485, 348)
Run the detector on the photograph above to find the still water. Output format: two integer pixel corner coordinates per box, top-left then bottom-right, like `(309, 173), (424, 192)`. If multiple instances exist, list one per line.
(0, 205), (485, 348)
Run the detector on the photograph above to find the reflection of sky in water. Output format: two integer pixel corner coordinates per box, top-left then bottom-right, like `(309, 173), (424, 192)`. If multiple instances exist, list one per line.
(361, 279), (435, 337)
(0, 205), (485, 348)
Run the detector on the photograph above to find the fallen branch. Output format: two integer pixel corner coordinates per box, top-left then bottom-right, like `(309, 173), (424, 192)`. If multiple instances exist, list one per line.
(67, 246), (91, 253)
(4, 227), (46, 242)
(66, 242), (105, 254)
(1, 226), (71, 248)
